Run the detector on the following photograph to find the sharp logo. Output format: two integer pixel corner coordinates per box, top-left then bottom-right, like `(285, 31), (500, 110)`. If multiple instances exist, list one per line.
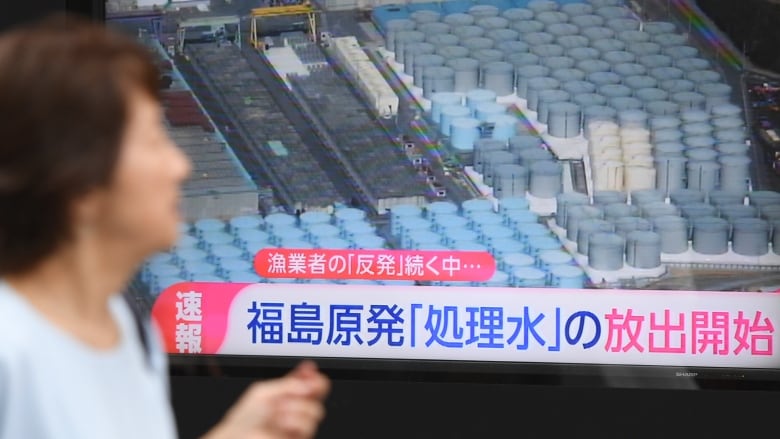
(676, 371), (699, 377)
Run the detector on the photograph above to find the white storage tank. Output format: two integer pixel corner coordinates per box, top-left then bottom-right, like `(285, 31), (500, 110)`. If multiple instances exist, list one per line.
(447, 58), (481, 93)
(502, 7), (534, 21)
(527, 77), (561, 111)
(555, 191), (591, 228)
(670, 188), (705, 205)
(732, 218), (771, 256)
(493, 164), (529, 199)
(516, 65), (551, 99)
(450, 117), (482, 151)
(565, 204), (604, 241)
(394, 31), (426, 65)
(625, 230), (662, 269)
(537, 89), (571, 123)
(528, 0), (561, 14)
(604, 203), (640, 221)
(452, 24), (485, 41)
(414, 53), (445, 85)
(652, 33), (687, 46)
(512, 19), (545, 35)
(469, 4), (500, 19)
(577, 218), (615, 255)
(483, 150), (516, 186)
(570, 13), (604, 29)
(403, 41), (436, 75)
(719, 155), (751, 193)
(443, 12), (475, 26)
(422, 66), (456, 98)
(439, 104), (470, 136)
(511, 266), (548, 287)
(686, 160), (720, 193)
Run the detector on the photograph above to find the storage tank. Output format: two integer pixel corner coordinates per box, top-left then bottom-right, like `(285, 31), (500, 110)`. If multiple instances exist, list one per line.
(493, 164), (528, 198)
(654, 155), (688, 193)
(394, 31), (426, 65)
(611, 63), (646, 78)
(447, 58), (481, 93)
(436, 44), (470, 60)
(403, 41), (436, 75)
(573, 92), (607, 108)
(567, 47), (601, 64)
(618, 29), (651, 43)
(556, 35), (590, 51)
(708, 189), (746, 207)
(529, 0), (560, 13)
(516, 147), (554, 167)
(462, 198), (496, 218)
(685, 147), (718, 162)
(663, 44), (698, 60)
(443, 12), (475, 26)
(719, 155), (751, 193)
(672, 91), (706, 111)
(553, 68), (587, 83)
(697, 83), (733, 110)
(629, 41), (662, 56)
(577, 218), (615, 255)
(413, 53), (445, 85)
(307, 223), (341, 245)
(719, 205), (757, 222)
(711, 102), (742, 118)
(661, 78), (696, 93)
(385, 19), (416, 52)
(748, 191), (780, 211)
(483, 150), (516, 185)
(502, 7), (534, 20)
(477, 16), (510, 30)
(686, 160), (720, 192)
(524, 31), (556, 46)
(547, 102), (582, 138)
(411, 9), (441, 25)
(582, 26), (614, 41)
(516, 65), (551, 99)
(512, 19), (545, 35)
(588, 232), (625, 271)
(474, 138), (507, 174)
(430, 92), (463, 123)
(603, 203), (639, 220)
(576, 60), (610, 76)
(450, 117), (482, 151)
(537, 89), (571, 123)
(432, 213), (468, 235)
(714, 128), (746, 143)
(591, 38), (627, 54)
(340, 221), (376, 242)
(565, 204), (604, 241)
(630, 188), (665, 206)
(511, 266), (548, 287)
(526, 77), (560, 111)
(613, 216), (653, 238)
(543, 55), (576, 71)
(469, 4), (500, 18)
(570, 13), (605, 29)
(498, 196), (530, 213)
(606, 17), (639, 32)
(675, 57), (710, 72)
(652, 215), (689, 254)
(351, 235), (386, 249)
(583, 105), (618, 128)
(486, 113), (519, 141)
(652, 32), (687, 46)
(426, 33), (459, 49)
(549, 264), (587, 288)
(652, 128), (683, 144)
(669, 188), (705, 205)
(716, 142), (750, 157)
(452, 24), (485, 41)
(640, 201), (680, 219)
(679, 202), (718, 222)
(625, 230), (662, 268)
(505, 209), (540, 229)
(537, 248), (574, 270)
(692, 216), (729, 254)
(613, 96), (649, 113)
(588, 71), (621, 87)
(509, 133), (542, 151)
(732, 218), (771, 256)
(466, 88), (498, 112)
(527, 235), (564, 256)
(555, 191), (591, 228)
(482, 61), (515, 96)
(439, 104), (470, 135)
(530, 43), (566, 58)
(501, 252), (536, 273)
(462, 36), (494, 53)
(475, 101), (506, 121)
(599, 84), (632, 99)
(496, 40), (530, 57)
(547, 23), (579, 39)
(529, 160), (563, 198)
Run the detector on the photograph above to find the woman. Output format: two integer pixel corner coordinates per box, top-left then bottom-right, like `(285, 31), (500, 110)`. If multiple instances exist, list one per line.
(0, 13), (329, 439)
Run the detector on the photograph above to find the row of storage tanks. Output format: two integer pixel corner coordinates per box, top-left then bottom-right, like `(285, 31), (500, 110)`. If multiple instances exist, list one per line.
(554, 189), (780, 271)
(389, 198), (589, 288)
(384, 0), (740, 143)
(141, 208), (404, 296)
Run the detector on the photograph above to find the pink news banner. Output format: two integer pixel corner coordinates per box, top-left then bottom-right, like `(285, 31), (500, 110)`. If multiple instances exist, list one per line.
(152, 249), (780, 368)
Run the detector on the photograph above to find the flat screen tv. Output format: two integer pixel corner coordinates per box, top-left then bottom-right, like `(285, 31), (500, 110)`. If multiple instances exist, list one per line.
(106, 0), (780, 391)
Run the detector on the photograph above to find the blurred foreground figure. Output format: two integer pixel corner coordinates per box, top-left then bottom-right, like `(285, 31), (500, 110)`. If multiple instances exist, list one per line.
(0, 14), (329, 439)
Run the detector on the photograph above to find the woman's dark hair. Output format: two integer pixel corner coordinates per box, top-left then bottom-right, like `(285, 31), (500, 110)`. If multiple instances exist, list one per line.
(0, 13), (160, 275)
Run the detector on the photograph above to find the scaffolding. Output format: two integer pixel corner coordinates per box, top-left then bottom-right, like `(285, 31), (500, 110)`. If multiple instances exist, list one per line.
(249, 2), (318, 50)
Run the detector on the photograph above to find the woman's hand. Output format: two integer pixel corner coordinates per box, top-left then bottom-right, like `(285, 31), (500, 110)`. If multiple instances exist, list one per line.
(204, 361), (330, 439)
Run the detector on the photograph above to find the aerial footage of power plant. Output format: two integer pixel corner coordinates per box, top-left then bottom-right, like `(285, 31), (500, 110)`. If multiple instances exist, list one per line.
(107, 0), (780, 297)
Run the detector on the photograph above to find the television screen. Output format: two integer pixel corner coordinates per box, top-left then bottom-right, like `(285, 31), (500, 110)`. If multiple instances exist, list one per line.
(106, 0), (780, 388)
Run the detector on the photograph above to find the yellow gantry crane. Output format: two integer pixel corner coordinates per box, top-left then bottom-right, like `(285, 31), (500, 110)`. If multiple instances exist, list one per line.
(249, 1), (319, 50)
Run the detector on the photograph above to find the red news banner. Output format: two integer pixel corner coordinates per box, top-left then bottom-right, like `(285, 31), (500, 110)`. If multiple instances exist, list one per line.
(254, 249), (496, 282)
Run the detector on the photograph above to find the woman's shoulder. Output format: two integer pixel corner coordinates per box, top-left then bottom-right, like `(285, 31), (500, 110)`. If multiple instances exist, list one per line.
(0, 282), (37, 350)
